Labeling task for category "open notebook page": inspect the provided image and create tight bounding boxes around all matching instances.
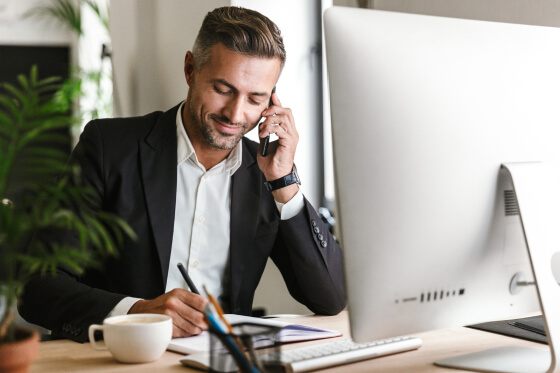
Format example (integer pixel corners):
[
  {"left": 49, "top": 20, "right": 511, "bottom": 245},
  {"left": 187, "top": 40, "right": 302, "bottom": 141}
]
[{"left": 167, "top": 314, "right": 341, "bottom": 355}]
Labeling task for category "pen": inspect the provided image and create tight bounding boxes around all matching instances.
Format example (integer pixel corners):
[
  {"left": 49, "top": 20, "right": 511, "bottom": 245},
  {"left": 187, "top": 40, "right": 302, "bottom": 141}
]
[{"left": 177, "top": 262, "right": 200, "bottom": 295}]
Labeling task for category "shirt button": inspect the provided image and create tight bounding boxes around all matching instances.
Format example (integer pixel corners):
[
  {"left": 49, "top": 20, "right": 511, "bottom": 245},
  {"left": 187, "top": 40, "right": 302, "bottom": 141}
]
[
  {"left": 203, "top": 174, "right": 208, "bottom": 180},
  {"left": 192, "top": 261, "right": 199, "bottom": 268},
  {"left": 198, "top": 215, "right": 205, "bottom": 223}
]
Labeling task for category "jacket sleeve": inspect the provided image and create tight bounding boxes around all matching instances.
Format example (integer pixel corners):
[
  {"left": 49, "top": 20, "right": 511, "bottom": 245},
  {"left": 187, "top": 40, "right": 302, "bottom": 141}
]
[
  {"left": 270, "top": 198, "right": 346, "bottom": 315},
  {"left": 18, "top": 270, "right": 126, "bottom": 343}
]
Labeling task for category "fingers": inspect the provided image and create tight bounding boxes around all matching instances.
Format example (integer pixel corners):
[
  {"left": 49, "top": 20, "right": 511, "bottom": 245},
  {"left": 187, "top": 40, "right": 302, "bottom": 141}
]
[
  {"left": 256, "top": 93, "right": 299, "bottom": 180},
  {"left": 129, "top": 289, "right": 209, "bottom": 338},
  {"left": 259, "top": 108, "right": 297, "bottom": 141},
  {"left": 271, "top": 91, "right": 282, "bottom": 107},
  {"left": 260, "top": 92, "right": 296, "bottom": 139},
  {"left": 172, "top": 289, "right": 208, "bottom": 335}
]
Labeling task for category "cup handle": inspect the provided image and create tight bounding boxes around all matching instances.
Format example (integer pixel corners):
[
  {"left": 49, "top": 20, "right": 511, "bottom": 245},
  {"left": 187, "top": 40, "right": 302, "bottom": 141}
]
[{"left": 88, "top": 324, "right": 107, "bottom": 350}]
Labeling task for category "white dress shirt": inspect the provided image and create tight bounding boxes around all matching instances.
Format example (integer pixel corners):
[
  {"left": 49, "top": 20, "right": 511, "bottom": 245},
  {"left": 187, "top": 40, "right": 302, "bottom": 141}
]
[{"left": 108, "top": 102, "right": 304, "bottom": 316}]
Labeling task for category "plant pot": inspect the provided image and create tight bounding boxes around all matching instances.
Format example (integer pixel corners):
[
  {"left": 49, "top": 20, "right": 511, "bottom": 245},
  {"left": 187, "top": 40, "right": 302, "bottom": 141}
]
[{"left": 0, "top": 327, "right": 40, "bottom": 373}]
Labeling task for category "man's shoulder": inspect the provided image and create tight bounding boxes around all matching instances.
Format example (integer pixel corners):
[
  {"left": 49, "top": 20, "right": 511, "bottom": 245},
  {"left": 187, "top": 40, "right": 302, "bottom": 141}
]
[
  {"left": 80, "top": 104, "right": 181, "bottom": 147},
  {"left": 84, "top": 110, "right": 165, "bottom": 138}
]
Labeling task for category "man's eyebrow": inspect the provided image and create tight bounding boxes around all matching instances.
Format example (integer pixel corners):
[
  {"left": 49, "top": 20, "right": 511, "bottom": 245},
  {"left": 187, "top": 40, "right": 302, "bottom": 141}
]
[{"left": 212, "top": 79, "right": 268, "bottom": 97}]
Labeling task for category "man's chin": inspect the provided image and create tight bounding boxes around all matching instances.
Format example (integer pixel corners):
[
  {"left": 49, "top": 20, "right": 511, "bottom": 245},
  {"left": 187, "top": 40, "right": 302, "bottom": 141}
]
[{"left": 207, "top": 134, "right": 242, "bottom": 150}]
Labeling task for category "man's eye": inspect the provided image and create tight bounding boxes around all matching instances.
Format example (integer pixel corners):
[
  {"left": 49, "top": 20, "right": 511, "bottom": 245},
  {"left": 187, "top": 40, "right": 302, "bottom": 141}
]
[{"left": 214, "top": 87, "right": 230, "bottom": 95}]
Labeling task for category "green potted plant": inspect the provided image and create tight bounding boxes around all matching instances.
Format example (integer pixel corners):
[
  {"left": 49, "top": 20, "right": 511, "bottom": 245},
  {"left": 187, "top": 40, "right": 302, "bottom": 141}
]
[{"left": 0, "top": 66, "right": 135, "bottom": 371}]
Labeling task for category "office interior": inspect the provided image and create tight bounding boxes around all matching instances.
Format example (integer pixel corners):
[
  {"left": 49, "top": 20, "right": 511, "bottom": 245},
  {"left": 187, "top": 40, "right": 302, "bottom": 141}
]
[{"left": 2, "top": 0, "right": 560, "bottom": 347}]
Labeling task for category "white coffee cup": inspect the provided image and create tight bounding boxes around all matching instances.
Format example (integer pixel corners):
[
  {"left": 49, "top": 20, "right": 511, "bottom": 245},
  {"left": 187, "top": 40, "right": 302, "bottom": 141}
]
[{"left": 88, "top": 313, "right": 172, "bottom": 363}]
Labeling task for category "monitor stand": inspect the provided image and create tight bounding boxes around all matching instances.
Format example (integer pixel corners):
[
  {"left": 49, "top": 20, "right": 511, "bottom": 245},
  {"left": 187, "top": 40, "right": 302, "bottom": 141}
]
[{"left": 435, "top": 162, "right": 560, "bottom": 373}]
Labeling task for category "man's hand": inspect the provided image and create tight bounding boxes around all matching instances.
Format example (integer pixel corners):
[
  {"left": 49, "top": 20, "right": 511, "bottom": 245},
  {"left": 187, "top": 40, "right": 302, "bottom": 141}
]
[
  {"left": 128, "top": 288, "right": 208, "bottom": 338},
  {"left": 258, "top": 93, "right": 300, "bottom": 203}
]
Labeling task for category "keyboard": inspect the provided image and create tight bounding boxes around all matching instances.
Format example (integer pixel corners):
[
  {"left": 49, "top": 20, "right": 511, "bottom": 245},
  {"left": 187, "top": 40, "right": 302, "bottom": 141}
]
[{"left": 260, "top": 336, "right": 422, "bottom": 372}]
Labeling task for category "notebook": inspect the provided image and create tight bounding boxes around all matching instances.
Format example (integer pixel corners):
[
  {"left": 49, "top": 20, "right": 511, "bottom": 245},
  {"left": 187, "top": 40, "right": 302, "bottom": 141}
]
[{"left": 167, "top": 314, "right": 341, "bottom": 355}]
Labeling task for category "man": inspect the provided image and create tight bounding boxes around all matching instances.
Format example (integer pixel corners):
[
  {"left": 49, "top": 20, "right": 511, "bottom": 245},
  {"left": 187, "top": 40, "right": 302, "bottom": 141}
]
[{"left": 19, "top": 6, "right": 345, "bottom": 343}]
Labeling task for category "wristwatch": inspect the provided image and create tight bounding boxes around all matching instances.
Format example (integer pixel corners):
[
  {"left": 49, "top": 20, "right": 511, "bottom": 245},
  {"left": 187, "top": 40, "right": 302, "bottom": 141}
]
[{"left": 264, "top": 165, "right": 301, "bottom": 192}]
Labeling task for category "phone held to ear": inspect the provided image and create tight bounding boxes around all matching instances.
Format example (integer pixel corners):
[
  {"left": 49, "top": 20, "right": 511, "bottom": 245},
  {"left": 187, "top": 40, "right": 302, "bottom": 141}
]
[{"left": 261, "top": 86, "right": 276, "bottom": 157}]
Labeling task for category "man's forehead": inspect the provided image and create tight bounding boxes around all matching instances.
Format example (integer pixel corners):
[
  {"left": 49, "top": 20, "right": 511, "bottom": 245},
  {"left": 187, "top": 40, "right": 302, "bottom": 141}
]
[{"left": 202, "top": 44, "right": 281, "bottom": 90}]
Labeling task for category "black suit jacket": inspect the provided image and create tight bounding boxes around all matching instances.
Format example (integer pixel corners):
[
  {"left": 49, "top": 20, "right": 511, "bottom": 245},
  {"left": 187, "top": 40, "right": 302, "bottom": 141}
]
[{"left": 19, "top": 104, "right": 346, "bottom": 342}]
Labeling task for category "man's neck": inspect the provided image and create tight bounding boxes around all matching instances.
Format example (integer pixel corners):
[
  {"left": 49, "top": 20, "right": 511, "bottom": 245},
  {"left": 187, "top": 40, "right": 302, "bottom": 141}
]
[{"left": 191, "top": 139, "right": 232, "bottom": 171}]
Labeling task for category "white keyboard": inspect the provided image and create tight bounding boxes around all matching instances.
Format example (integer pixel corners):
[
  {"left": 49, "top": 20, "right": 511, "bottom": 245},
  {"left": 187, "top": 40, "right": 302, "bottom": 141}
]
[{"left": 260, "top": 336, "right": 422, "bottom": 373}]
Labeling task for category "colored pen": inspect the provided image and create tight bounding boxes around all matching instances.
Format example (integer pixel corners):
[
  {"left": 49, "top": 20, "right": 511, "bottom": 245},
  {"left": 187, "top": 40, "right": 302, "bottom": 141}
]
[
  {"left": 177, "top": 262, "right": 200, "bottom": 294},
  {"left": 203, "top": 285, "right": 231, "bottom": 331},
  {"left": 204, "top": 305, "right": 259, "bottom": 373},
  {"left": 203, "top": 285, "right": 246, "bottom": 352}
]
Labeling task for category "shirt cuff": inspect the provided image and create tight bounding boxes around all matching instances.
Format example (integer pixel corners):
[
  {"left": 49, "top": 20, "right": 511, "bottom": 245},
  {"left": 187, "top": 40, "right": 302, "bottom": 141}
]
[
  {"left": 106, "top": 297, "right": 143, "bottom": 318},
  {"left": 275, "top": 187, "right": 304, "bottom": 220}
]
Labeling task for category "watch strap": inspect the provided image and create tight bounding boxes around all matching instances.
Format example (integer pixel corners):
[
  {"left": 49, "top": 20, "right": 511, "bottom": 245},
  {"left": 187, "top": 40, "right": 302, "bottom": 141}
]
[{"left": 264, "top": 167, "right": 300, "bottom": 192}]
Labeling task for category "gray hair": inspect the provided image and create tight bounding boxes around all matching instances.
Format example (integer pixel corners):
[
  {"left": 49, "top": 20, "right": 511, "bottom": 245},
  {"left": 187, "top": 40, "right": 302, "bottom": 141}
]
[{"left": 192, "top": 7, "right": 286, "bottom": 71}]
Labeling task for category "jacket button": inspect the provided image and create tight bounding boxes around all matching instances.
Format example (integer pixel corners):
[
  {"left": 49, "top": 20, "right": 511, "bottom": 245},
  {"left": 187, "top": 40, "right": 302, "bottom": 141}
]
[
  {"left": 321, "top": 240, "right": 327, "bottom": 248},
  {"left": 311, "top": 219, "right": 317, "bottom": 227},
  {"left": 317, "top": 233, "right": 324, "bottom": 241},
  {"left": 313, "top": 227, "right": 320, "bottom": 234}
]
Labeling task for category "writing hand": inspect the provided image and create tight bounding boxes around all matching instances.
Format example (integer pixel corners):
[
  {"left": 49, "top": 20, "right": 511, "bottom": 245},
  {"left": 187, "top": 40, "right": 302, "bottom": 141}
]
[
  {"left": 258, "top": 93, "right": 300, "bottom": 203},
  {"left": 129, "top": 288, "right": 208, "bottom": 338}
]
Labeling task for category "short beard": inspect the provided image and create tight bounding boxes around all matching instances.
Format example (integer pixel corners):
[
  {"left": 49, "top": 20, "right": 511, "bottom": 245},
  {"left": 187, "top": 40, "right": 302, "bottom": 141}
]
[{"left": 188, "top": 100, "right": 252, "bottom": 150}]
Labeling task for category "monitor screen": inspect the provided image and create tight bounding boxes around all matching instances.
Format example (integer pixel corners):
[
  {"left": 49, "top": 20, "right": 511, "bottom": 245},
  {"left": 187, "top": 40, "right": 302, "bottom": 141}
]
[{"left": 325, "top": 6, "right": 560, "bottom": 370}]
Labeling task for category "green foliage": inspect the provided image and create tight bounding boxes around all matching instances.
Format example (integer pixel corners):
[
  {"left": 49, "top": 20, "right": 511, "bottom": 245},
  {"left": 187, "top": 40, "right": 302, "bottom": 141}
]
[
  {"left": 83, "top": 0, "right": 109, "bottom": 32},
  {"left": 25, "top": 0, "right": 83, "bottom": 36},
  {"left": 25, "top": 0, "right": 110, "bottom": 36},
  {"left": 0, "top": 66, "right": 136, "bottom": 343},
  {"left": 25, "top": 0, "right": 114, "bottom": 126}
]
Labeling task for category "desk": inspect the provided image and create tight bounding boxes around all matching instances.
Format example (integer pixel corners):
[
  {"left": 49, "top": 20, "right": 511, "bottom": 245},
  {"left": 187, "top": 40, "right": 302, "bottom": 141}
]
[{"left": 31, "top": 311, "right": 548, "bottom": 372}]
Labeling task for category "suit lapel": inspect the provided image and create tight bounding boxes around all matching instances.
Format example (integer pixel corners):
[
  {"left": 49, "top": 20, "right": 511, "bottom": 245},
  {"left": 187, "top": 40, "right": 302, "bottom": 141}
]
[
  {"left": 140, "top": 104, "right": 180, "bottom": 286},
  {"left": 230, "top": 140, "right": 261, "bottom": 310}
]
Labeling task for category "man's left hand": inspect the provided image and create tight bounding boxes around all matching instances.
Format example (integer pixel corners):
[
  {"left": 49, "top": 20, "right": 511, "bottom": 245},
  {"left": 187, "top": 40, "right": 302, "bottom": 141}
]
[{"left": 257, "top": 93, "right": 299, "bottom": 203}]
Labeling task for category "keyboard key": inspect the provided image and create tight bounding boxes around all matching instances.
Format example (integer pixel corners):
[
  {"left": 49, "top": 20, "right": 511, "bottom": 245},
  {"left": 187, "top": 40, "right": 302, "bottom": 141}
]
[{"left": 261, "top": 336, "right": 422, "bottom": 373}]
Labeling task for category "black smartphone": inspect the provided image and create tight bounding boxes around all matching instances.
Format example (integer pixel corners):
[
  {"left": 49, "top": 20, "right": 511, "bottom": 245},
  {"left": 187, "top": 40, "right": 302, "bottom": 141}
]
[{"left": 261, "top": 86, "right": 276, "bottom": 157}]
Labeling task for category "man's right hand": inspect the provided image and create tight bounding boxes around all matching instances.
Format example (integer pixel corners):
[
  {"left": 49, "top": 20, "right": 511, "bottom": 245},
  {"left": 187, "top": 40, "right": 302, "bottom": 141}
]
[{"left": 128, "top": 288, "right": 208, "bottom": 338}]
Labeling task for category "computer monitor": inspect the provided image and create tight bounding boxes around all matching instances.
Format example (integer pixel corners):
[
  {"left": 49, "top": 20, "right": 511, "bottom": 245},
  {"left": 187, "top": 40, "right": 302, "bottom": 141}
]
[{"left": 325, "top": 6, "right": 560, "bottom": 372}]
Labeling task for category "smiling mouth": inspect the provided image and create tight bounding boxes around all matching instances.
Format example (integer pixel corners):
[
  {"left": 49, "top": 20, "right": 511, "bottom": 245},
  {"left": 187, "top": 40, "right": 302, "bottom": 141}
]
[{"left": 212, "top": 117, "right": 242, "bottom": 135}]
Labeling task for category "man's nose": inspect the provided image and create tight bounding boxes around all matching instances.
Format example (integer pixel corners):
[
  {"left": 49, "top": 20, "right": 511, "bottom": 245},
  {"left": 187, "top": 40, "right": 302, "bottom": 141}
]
[{"left": 223, "top": 96, "right": 245, "bottom": 125}]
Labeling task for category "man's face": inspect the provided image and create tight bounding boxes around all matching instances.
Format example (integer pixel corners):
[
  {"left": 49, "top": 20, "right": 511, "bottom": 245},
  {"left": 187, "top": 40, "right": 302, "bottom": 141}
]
[{"left": 184, "top": 44, "right": 281, "bottom": 151}]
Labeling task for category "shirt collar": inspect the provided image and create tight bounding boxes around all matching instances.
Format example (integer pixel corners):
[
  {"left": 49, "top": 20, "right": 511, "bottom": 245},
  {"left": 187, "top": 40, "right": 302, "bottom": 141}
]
[{"left": 176, "top": 101, "right": 243, "bottom": 175}]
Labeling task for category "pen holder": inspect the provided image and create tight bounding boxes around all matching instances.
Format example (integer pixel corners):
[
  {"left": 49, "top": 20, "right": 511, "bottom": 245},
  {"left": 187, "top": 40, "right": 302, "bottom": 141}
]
[{"left": 209, "top": 322, "right": 283, "bottom": 373}]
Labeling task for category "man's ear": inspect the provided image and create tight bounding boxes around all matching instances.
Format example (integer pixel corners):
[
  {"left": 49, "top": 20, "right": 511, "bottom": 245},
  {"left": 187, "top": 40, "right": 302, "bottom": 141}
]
[{"left": 184, "top": 51, "right": 196, "bottom": 86}]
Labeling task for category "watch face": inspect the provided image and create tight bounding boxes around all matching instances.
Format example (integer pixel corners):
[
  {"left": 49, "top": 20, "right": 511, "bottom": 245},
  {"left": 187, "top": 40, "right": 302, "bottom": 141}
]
[{"left": 293, "top": 164, "right": 301, "bottom": 185}]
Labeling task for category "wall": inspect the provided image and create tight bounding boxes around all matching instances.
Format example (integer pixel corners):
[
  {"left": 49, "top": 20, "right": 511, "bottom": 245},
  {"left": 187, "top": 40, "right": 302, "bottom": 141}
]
[
  {"left": 0, "top": 0, "right": 77, "bottom": 61},
  {"left": 374, "top": 0, "right": 560, "bottom": 27}
]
